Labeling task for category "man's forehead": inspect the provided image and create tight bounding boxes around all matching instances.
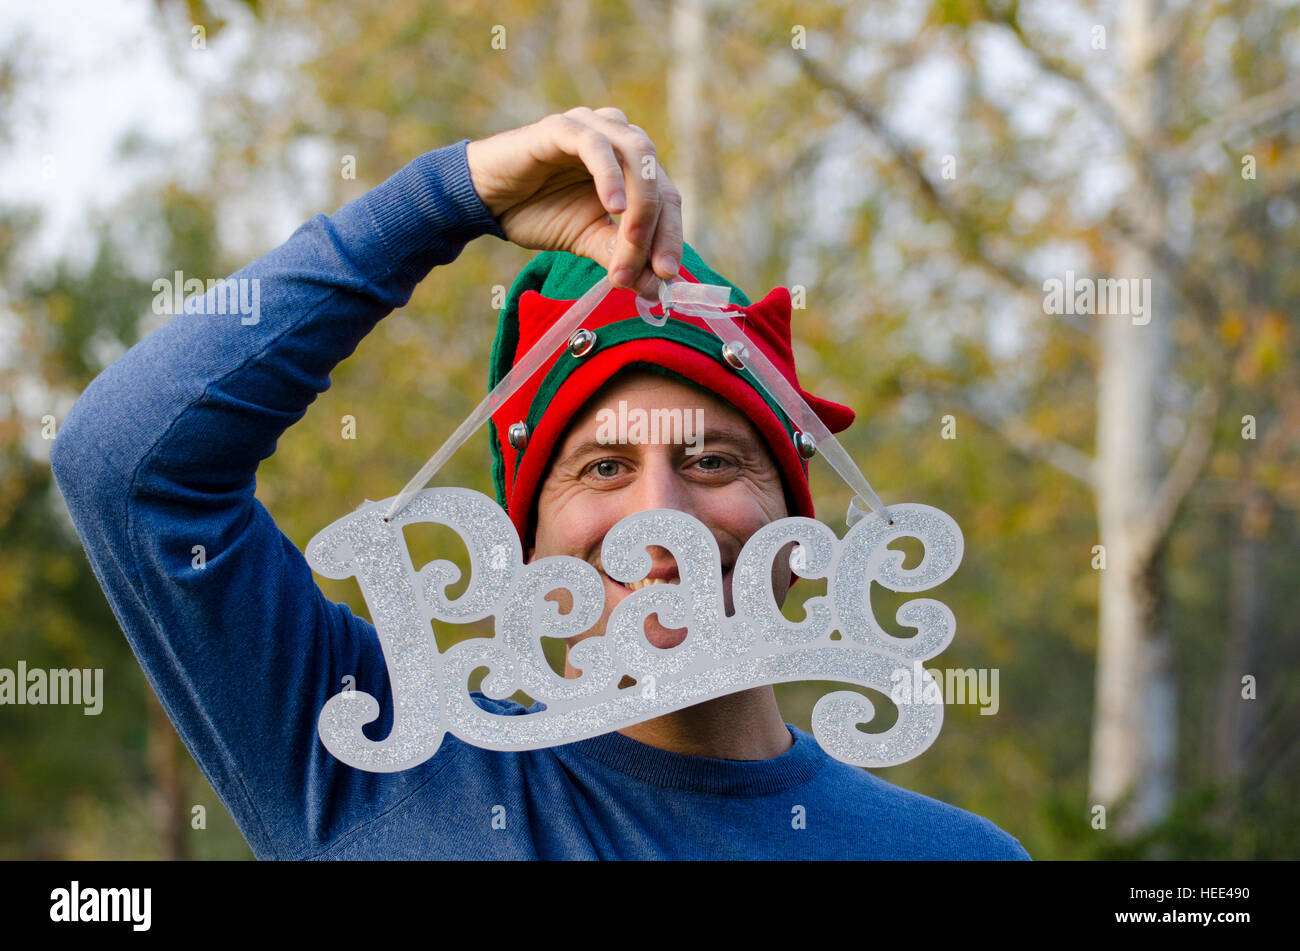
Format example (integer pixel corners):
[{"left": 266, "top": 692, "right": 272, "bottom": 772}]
[{"left": 558, "top": 375, "right": 763, "bottom": 456}]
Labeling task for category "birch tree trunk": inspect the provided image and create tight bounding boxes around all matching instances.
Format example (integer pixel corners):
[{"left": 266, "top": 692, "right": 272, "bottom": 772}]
[
  {"left": 669, "top": 0, "right": 707, "bottom": 248},
  {"left": 1088, "top": 0, "right": 1176, "bottom": 834}
]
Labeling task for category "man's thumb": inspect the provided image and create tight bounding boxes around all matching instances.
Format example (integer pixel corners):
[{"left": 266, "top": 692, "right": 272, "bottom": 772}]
[{"left": 573, "top": 216, "right": 619, "bottom": 273}]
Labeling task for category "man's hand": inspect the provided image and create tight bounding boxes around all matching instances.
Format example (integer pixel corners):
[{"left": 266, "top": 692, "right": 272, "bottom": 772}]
[{"left": 466, "top": 106, "right": 683, "bottom": 300}]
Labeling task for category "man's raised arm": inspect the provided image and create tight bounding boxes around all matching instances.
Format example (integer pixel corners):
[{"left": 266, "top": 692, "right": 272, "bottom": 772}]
[
  {"left": 50, "top": 140, "right": 508, "bottom": 858},
  {"left": 50, "top": 109, "right": 682, "bottom": 859}
]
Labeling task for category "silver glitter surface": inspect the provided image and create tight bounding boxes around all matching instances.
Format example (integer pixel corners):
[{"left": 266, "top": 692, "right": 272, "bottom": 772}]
[
  {"left": 496, "top": 554, "right": 611, "bottom": 701},
  {"left": 401, "top": 488, "right": 520, "bottom": 623},
  {"left": 601, "top": 509, "right": 725, "bottom": 676},
  {"left": 831, "top": 503, "right": 962, "bottom": 661},
  {"left": 306, "top": 496, "right": 444, "bottom": 773},
  {"left": 730, "top": 516, "right": 836, "bottom": 650},
  {"left": 305, "top": 489, "right": 963, "bottom": 771}
]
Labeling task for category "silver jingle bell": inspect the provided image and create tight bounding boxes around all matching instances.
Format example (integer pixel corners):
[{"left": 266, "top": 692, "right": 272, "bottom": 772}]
[
  {"left": 507, "top": 421, "right": 529, "bottom": 450},
  {"left": 795, "top": 431, "right": 817, "bottom": 459},
  {"left": 567, "top": 327, "right": 597, "bottom": 357},
  {"left": 721, "top": 340, "right": 749, "bottom": 369}
]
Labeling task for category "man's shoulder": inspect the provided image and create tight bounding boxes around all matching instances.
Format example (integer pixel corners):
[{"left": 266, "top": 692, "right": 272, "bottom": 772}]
[{"left": 807, "top": 744, "right": 1031, "bottom": 860}]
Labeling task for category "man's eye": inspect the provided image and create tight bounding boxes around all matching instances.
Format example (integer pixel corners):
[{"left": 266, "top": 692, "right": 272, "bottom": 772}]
[
  {"left": 695, "top": 454, "right": 727, "bottom": 470},
  {"left": 590, "top": 459, "right": 622, "bottom": 478}
]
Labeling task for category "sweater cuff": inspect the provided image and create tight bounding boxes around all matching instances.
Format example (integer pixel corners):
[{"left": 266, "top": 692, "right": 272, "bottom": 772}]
[{"left": 361, "top": 138, "right": 508, "bottom": 281}]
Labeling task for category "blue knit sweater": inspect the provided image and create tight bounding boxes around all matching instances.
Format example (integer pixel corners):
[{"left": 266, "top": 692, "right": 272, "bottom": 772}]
[{"left": 51, "top": 140, "right": 1030, "bottom": 860}]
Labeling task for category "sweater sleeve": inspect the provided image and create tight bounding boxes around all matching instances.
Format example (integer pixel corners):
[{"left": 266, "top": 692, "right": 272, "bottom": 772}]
[{"left": 50, "top": 139, "right": 508, "bottom": 859}]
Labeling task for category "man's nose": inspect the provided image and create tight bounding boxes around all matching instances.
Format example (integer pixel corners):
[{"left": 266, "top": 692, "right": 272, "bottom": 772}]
[
  {"left": 622, "top": 454, "right": 686, "bottom": 573},
  {"left": 624, "top": 453, "right": 687, "bottom": 515}
]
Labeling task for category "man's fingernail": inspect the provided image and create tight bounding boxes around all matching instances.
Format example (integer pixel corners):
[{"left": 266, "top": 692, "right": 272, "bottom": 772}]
[
  {"left": 660, "top": 254, "right": 678, "bottom": 275},
  {"left": 612, "top": 267, "right": 634, "bottom": 287}
]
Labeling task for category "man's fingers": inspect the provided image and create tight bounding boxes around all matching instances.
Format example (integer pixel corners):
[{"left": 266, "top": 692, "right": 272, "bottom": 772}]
[
  {"left": 624, "top": 166, "right": 683, "bottom": 301},
  {"left": 594, "top": 225, "right": 658, "bottom": 302},
  {"left": 536, "top": 113, "right": 627, "bottom": 215},
  {"left": 565, "top": 108, "right": 667, "bottom": 289},
  {"left": 592, "top": 106, "right": 630, "bottom": 126},
  {"left": 611, "top": 142, "right": 663, "bottom": 288},
  {"left": 539, "top": 108, "right": 680, "bottom": 290},
  {"left": 646, "top": 166, "right": 684, "bottom": 280}
]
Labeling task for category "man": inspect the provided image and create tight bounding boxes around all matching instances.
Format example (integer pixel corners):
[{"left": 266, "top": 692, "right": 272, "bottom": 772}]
[{"left": 53, "top": 106, "right": 1029, "bottom": 859}]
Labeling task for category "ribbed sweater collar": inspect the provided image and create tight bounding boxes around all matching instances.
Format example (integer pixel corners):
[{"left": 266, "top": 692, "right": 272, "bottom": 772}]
[{"left": 557, "top": 724, "right": 826, "bottom": 797}]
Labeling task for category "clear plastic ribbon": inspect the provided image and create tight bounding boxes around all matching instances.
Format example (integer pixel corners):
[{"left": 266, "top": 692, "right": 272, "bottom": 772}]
[{"left": 384, "top": 275, "right": 892, "bottom": 527}]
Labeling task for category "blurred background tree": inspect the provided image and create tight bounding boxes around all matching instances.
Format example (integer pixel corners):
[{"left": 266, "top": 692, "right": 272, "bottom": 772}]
[{"left": 0, "top": 0, "right": 1295, "bottom": 859}]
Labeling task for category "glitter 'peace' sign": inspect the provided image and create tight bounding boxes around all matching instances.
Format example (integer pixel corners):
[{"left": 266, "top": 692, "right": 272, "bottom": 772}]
[{"left": 306, "top": 487, "right": 962, "bottom": 773}]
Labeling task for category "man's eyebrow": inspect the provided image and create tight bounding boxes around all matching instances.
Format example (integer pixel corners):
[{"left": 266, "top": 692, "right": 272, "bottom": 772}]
[
  {"left": 558, "top": 425, "right": 764, "bottom": 465},
  {"left": 559, "top": 438, "right": 618, "bottom": 464},
  {"left": 696, "top": 427, "right": 763, "bottom": 451}
]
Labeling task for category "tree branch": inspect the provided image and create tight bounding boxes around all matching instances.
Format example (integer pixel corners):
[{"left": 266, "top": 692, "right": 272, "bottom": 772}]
[
  {"left": 975, "top": 3, "right": 1230, "bottom": 331},
  {"left": 1132, "top": 383, "right": 1222, "bottom": 563},
  {"left": 1172, "top": 77, "right": 1300, "bottom": 170},
  {"left": 1103, "top": 207, "right": 1224, "bottom": 326},
  {"left": 977, "top": 0, "right": 1165, "bottom": 199},
  {"left": 962, "top": 400, "right": 1097, "bottom": 488},
  {"left": 1148, "top": 4, "right": 1194, "bottom": 67},
  {"left": 794, "top": 55, "right": 1040, "bottom": 297}
]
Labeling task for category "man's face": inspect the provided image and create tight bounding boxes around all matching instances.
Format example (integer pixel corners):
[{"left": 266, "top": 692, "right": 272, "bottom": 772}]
[{"left": 527, "top": 369, "right": 793, "bottom": 657}]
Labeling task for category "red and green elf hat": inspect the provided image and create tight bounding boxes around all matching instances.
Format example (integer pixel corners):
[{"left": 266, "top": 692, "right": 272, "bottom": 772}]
[{"left": 489, "top": 242, "right": 855, "bottom": 545}]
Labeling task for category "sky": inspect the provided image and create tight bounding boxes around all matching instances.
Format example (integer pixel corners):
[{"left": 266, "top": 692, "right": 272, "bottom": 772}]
[
  {"left": 0, "top": 1, "right": 252, "bottom": 456},
  {"left": 0, "top": 1, "right": 226, "bottom": 265}
]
